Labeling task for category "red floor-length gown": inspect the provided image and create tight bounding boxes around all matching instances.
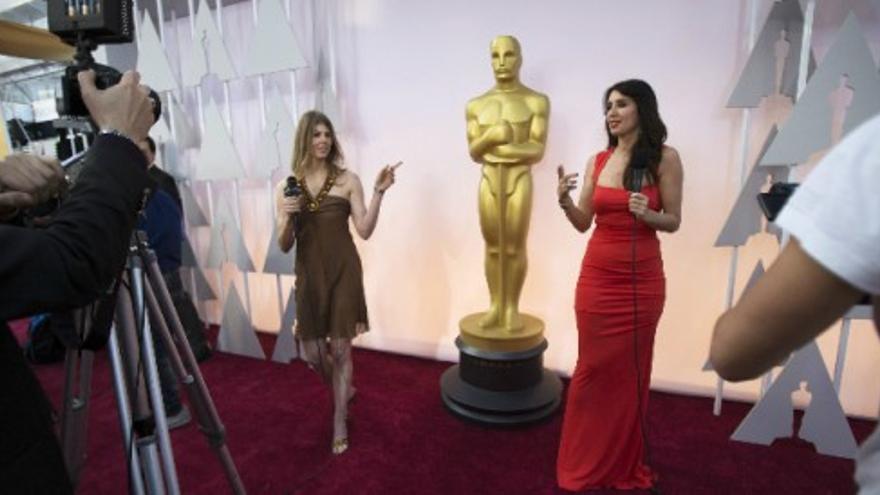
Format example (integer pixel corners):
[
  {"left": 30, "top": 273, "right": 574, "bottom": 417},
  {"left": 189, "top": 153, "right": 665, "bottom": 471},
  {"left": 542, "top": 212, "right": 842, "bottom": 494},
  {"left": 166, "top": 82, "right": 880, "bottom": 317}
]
[{"left": 557, "top": 149, "right": 666, "bottom": 491}]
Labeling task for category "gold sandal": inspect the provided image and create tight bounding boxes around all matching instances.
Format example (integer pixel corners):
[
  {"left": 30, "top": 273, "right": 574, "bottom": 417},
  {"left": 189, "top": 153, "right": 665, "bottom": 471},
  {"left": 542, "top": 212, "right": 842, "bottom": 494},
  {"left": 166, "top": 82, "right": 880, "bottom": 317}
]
[{"left": 331, "top": 437, "right": 349, "bottom": 455}]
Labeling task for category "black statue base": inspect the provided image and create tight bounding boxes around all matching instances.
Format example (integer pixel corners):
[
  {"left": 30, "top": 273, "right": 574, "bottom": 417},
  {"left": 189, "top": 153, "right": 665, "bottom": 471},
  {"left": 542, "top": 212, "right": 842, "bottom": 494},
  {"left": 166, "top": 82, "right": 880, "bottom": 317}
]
[{"left": 440, "top": 337, "right": 562, "bottom": 426}]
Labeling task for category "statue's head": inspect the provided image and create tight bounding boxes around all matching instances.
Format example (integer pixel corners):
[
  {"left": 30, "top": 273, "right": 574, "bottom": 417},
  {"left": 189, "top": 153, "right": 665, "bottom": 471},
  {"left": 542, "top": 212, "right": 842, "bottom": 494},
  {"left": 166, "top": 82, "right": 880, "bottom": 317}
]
[{"left": 490, "top": 35, "right": 521, "bottom": 83}]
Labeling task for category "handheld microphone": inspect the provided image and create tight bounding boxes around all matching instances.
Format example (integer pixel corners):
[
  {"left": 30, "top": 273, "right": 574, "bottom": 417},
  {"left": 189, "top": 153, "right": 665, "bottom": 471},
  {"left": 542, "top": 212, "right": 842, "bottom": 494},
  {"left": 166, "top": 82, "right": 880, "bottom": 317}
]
[
  {"left": 628, "top": 149, "right": 649, "bottom": 193},
  {"left": 284, "top": 176, "right": 302, "bottom": 198}
]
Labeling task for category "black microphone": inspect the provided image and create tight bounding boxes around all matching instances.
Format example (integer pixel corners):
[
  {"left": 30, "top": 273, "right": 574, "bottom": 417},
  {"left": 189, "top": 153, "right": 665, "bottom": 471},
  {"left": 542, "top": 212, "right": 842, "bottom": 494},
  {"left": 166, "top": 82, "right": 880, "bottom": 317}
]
[
  {"left": 628, "top": 149, "right": 650, "bottom": 193},
  {"left": 284, "top": 176, "right": 302, "bottom": 231},
  {"left": 284, "top": 176, "right": 301, "bottom": 198}
]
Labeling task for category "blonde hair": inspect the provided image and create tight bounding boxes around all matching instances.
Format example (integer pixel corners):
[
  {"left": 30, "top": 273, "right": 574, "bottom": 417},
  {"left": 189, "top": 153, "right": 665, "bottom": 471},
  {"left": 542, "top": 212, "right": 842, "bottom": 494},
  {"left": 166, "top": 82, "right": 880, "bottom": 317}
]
[{"left": 290, "top": 110, "right": 344, "bottom": 178}]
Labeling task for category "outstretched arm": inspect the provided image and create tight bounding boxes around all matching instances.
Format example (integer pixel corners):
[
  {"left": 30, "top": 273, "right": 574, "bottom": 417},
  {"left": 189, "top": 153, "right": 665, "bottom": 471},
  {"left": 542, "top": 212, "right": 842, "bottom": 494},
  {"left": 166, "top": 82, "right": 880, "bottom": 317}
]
[
  {"left": 710, "top": 239, "right": 864, "bottom": 381},
  {"left": 349, "top": 163, "right": 400, "bottom": 240},
  {"left": 558, "top": 157, "right": 596, "bottom": 233}
]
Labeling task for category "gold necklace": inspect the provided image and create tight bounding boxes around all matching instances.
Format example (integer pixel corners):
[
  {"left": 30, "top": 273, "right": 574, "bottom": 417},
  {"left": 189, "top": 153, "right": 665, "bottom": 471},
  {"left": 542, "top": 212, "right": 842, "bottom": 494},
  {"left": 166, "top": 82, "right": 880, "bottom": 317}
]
[{"left": 303, "top": 169, "right": 338, "bottom": 212}]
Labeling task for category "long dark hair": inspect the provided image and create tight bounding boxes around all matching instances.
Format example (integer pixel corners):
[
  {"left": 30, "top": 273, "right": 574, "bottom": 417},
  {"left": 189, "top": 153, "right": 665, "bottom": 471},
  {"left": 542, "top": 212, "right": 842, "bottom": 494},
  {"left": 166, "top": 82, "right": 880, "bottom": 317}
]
[
  {"left": 291, "top": 110, "right": 345, "bottom": 178},
  {"left": 603, "top": 79, "right": 666, "bottom": 190}
]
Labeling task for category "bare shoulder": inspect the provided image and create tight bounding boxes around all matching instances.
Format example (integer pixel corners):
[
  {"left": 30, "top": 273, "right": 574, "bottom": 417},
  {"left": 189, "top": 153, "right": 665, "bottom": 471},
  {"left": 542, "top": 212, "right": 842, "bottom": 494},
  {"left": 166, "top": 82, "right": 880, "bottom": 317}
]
[
  {"left": 584, "top": 154, "right": 597, "bottom": 174},
  {"left": 337, "top": 169, "right": 362, "bottom": 191},
  {"left": 661, "top": 145, "right": 681, "bottom": 162},
  {"left": 660, "top": 146, "right": 683, "bottom": 174}
]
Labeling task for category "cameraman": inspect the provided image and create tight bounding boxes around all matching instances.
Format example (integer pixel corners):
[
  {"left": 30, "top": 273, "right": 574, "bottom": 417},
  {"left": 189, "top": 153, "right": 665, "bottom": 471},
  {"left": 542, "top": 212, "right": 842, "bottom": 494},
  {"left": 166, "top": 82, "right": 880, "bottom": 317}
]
[
  {"left": 0, "top": 69, "right": 155, "bottom": 493},
  {"left": 711, "top": 114, "right": 879, "bottom": 492}
]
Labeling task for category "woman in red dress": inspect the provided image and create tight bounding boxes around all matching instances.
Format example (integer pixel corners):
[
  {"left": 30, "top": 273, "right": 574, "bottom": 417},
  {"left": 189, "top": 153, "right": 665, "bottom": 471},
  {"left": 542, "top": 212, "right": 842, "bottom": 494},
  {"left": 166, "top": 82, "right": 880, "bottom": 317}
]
[{"left": 555, "top": 79, "right": 684, "bottom": 491}]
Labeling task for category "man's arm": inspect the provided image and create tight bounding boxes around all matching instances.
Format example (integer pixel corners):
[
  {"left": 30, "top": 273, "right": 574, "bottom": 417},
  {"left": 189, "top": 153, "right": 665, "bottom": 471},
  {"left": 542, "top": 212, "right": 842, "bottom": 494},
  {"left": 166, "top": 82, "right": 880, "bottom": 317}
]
[
  {"left": 0, "top": 135, "right": 150, "bottom": 320},
  {"left": 710, "top": 238, "right": 863, "bottom": 381}
]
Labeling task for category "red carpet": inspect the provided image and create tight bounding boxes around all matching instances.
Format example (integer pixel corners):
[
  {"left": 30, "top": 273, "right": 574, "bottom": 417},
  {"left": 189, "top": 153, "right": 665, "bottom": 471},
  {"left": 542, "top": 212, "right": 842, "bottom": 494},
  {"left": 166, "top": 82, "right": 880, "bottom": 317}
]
[{"left": 9, "top": 321, "right": 874, "bottom": 494}]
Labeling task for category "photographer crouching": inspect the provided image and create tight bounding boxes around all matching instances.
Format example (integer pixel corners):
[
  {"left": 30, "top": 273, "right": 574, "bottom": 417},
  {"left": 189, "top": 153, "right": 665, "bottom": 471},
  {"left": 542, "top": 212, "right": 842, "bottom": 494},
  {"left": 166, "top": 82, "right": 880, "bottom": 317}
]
[{"left": 0, "top": 69, "right": 155, "bottom": 493}]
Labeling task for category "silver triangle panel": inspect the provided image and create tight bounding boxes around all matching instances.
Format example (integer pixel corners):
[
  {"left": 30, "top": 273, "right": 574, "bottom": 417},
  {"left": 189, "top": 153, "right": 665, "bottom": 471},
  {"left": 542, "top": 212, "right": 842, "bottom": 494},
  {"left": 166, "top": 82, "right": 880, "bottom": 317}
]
[
  {"left": 728, "top": 0, "right": 811, "bottom": 107},
  {"left": 205, "top": 226, "right": 227, "bottom": 269},
  {"left": 271, "top": 290, "right": 298, "bottom": 363},
  {"left": 263, "top": 222, "right": 295, "bottom": 275},
  {"left": 151, "top": 110, "right": 173, "bottom": 145},
  {"left": 703, "top": 261, "right": 766, "bottom": 372},
  {"left": 182, "top": 0, "right": 238, "bottom": 86},
  {"left": 743, "top": 260, "right": 766, "bottom": 291},
  {"left": 760, "top": 14, "right": 880, "bottom": 166},
  {"left": 715, "top": 127, "right": 788, "bottom": 247},
  {"left": 192, "top": 99, "right": 246, "bottom": 181},
  {"left": 315, "top": 49, "right": 342, "bottom": 126},
  {"left": 226, "top": 222, "right": 256, "bottom": 272},
  {"left": 172, "top": 96, "right": 201, "bottom": 150},
  {"left": 217, "top": 285, "right": 265, "bottom": 359},
  {"left": 242, "top": 0, "right": 309, "bottom": 77},
  {"left": 181, "top": 234, "right": 198, "bottom": 268},
  {"left": 731, "top": 340, "right": 857, "bottom": 458},
  {"left": 180, "top": 183, "right": 210, "bottom": 227},
  {"left": 210, "top": 197, "right": 254, "bottom": 271},
  {"left": 135, "top": 11, "right": 178, "bottom": 93},
  {"left": 159, "top": 143, "right": 187, "bottom": 181},
  {"left": 318, "top": 84, "right": 342, "bottom": 131},
  {"left": 213, "top": 197, "right": 239, "bottom": 229},
  {"left": 252, "top": 85, "right": 295, "bottom": 179},
  {"left": 189, "top": 265, "right": 217, "bottom": 301},
  {"left": 702, "top": 356, "right": 713, "bottom": 372}
]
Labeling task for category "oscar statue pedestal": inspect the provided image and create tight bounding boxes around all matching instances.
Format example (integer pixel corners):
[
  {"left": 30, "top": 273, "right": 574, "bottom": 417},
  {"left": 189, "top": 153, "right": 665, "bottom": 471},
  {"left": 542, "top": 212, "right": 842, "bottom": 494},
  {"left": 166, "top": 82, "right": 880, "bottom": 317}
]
[{"left": 440, "top": 313, "right": 562, "bottom": 425}]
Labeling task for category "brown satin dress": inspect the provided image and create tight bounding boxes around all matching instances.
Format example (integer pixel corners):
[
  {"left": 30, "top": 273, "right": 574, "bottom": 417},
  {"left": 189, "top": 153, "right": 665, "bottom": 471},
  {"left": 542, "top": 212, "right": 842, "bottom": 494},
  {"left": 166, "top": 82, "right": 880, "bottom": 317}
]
[{"left": 294, "top": 195, "right": 369, "bottom": 340}]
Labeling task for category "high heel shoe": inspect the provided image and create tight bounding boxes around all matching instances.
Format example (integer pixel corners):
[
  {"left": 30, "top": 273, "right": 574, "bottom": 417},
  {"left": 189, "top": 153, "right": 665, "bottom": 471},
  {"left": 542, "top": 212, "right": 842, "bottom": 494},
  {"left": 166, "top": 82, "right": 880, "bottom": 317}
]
[{"left": 331, "top": 436, "right": 349, "bottom": 455}]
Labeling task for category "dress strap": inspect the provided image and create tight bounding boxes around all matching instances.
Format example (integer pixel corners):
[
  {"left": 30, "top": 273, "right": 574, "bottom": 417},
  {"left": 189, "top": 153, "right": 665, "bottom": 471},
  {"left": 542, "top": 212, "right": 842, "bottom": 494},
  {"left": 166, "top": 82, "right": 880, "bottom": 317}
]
[{"left": 592, "top": 148, "right": 614, "bottom": 184}]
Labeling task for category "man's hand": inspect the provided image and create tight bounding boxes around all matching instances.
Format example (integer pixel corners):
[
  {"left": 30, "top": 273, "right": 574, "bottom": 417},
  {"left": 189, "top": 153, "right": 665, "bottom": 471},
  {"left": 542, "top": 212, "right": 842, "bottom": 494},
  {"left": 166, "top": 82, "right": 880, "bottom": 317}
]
[
  {"left": 78, "top": 69, "right": 154, "bottom": 141},
  {"left": 0, "top": 154, "right": 64, "bottom": 212}
]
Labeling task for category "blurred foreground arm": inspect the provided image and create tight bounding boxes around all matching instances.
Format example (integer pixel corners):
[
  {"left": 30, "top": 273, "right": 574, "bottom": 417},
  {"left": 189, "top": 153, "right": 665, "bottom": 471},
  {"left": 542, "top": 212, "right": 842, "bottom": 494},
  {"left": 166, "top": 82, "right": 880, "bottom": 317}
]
[
  {"left": 0, "top": 70, "right": 154, "bottom": 320},
  {"left": 710, "top": 239, "right": 863, "bottom": 381},
  {"left": 711, "top": 114, "right": 880, "bottom": 382}
]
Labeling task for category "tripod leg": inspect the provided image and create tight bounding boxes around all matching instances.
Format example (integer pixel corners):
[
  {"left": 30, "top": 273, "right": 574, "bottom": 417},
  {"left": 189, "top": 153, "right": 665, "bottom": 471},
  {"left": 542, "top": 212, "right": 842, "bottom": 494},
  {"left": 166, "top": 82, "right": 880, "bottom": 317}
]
[
  {"left": 114, "top": 274, "right": 177, "bottom": 495},
  {"left": 107, "top": 323, "right": 147, "bottom": 495},
  {"left": 143, "top": 258, "right": 246, "bottom": 495},
  {"left": 137, "top": 279, "right": 185, "bottom": 494},
  {"left": 60, "top": 348, "right": 94, "bottom": 487}
]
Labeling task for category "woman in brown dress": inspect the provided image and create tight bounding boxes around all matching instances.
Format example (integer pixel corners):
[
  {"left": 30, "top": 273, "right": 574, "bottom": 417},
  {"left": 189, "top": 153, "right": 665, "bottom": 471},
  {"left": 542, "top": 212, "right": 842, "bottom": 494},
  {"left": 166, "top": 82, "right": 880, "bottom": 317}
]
[{"left": 276, "top": 110, "right": 400, "bottom": 455}]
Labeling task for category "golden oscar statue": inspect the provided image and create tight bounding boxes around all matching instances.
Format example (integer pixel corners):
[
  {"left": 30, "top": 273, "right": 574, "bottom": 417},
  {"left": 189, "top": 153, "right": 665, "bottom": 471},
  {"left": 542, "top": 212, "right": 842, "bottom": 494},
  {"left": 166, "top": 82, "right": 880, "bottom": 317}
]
[
  {"left": 461, "top": 34, "right": 549, "bottom": 352},
  {"left": 441, "top": 35, "right": 560, "bottom": 425}
]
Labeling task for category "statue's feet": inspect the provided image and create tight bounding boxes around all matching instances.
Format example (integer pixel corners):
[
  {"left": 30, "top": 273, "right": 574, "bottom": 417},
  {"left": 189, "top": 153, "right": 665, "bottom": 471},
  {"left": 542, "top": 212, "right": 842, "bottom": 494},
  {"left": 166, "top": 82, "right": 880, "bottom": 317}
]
[
  {"left": 503, "top": 308, "right": 524, "bottom": 332},
  {"left": 479, "top": 306, "right": 501, "bottom": 328}
]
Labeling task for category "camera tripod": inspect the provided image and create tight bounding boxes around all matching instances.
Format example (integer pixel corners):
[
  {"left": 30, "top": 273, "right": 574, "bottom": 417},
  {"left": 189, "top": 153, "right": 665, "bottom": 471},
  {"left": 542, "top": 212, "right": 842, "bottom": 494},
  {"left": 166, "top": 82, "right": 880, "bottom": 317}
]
[{"left": 58, "top": 232, "right": 246, "bottom": 494}]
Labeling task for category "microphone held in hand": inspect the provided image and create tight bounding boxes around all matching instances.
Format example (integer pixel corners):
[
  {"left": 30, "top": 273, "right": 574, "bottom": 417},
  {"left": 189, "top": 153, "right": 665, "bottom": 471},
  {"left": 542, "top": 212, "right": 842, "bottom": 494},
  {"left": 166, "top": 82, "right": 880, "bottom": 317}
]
[
  {"left": 628, "top": 148, "right": 650, "bottom": 193},
  {"left": 284, "top": 176, "right": 302, "bottom": 197}
]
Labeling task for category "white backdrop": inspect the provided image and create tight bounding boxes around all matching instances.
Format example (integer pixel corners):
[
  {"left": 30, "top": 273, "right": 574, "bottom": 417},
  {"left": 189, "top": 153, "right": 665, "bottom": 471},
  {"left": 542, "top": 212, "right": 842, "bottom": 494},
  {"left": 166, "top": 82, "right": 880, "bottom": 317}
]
[
  {"left": 320, "top": 0, "right": 880, "bottom": 418},
  {"left": 150, "top": 0, "right": 880, "bottom": 418}
]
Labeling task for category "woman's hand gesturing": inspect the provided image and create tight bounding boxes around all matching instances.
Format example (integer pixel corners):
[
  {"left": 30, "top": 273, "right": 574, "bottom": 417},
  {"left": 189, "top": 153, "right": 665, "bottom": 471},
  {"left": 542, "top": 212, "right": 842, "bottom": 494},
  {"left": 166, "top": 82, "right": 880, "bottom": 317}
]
[
  {"left": 557, "top": 164, "right": 578, "bottom": 201},
  {"left": 374, "top": 161, "right": 403, "bottom": 194}
]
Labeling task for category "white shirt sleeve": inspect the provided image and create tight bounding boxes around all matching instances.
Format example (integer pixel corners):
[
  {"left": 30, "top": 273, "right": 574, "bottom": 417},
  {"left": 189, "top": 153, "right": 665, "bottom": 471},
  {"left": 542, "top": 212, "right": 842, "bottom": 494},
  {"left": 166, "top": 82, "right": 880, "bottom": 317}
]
[{"left": 775, "top": 114, "right": 880, "bottom": 295}]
